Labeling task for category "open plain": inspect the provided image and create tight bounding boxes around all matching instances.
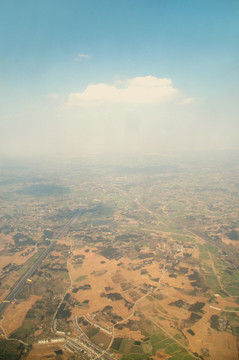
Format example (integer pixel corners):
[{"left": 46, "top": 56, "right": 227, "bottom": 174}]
[{"left": 0, "top": 154, "right": 238, "bottom": 360}]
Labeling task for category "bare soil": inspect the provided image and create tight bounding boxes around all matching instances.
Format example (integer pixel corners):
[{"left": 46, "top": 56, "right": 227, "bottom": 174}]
[{"left": 1, "top": 295, "right": 41, "bottom": 336}]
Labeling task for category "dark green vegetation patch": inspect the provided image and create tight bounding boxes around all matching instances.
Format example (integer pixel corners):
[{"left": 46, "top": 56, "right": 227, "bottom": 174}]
[
  {"left": 188, "top": 302, "right": 205, "bottom": 313},
  {"left": 210, "top": 315, "right": 228, "bottom": 332},
  {"left": 111, "top": 337, "right": 123, "bottom": 351},
  {"left": 0, "top": 339, "right": 26, "bottom": 360},
  {"left": 226, "top": 230, "right": 239, "bottom": 241},
  {"left": 17, "top": 183, "right": 70, "bottom": 197}
]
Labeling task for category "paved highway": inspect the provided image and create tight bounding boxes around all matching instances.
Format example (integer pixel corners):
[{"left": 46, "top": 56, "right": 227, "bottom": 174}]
[{"left": 0, "top": 211, "right": 80, "bottom": 316}]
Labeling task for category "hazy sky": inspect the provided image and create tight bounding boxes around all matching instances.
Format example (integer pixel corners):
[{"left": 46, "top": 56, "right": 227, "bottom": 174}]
[{"left": 0, "top": 0, "right": 238, "bottom": 158}]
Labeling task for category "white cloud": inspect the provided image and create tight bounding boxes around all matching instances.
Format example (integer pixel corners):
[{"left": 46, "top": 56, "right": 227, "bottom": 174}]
[
  {"left": 76, "top": 52, "right": 89, "bottom": 61},
  {"left": 179, "top": 97, "right": 196, "bottom": 105},
  {"left": 47, "top": 93, "right": 59, "bottom": 99},
  {"left": 68, "top": 76, "right": 182, "bottom": 107}
]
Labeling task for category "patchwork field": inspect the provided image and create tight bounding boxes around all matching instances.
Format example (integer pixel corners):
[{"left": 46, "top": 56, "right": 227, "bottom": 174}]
[{"left": 0, "top": 155, "right": 238, "bottom": 359}]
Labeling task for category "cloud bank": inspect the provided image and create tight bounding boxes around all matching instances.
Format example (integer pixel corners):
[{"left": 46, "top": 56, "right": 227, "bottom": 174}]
[
  {"left": 47, "top": 93, "right": 59, "bottom": 99},
  {"left": 4, "top": 74, "right": 236, "bottom": 160},
  {"left": 68, "top": 76, "right": 192, "bottom": 107},
  {"left": 76, "top": 52, "right": 89, "bottom": 61}
]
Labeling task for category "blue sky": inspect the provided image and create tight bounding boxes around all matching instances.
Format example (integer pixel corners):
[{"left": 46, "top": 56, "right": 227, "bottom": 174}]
[{"left": 0, "top": 0, "right": 238, "bottom": 158}]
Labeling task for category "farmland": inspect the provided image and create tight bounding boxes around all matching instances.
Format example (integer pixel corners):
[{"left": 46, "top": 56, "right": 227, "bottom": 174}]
[{"left": 0, "top": 153, "right": 238, "bottom": 359}]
